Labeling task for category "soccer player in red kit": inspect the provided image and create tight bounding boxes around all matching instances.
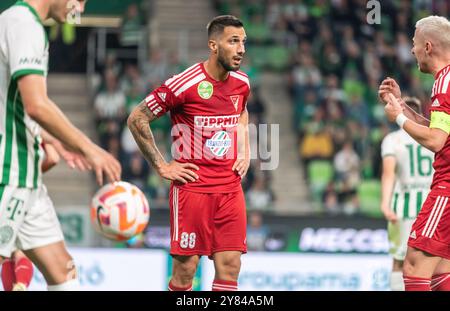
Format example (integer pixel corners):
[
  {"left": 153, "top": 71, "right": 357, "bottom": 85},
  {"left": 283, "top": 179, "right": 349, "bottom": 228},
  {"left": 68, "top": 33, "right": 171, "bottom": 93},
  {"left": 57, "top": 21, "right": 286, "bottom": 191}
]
[
  {"left": 128, "top": 15, "right": 250, "bottom": 291},
  {"left": 380, "top": 16, "right": 450, "bottom": 291}
]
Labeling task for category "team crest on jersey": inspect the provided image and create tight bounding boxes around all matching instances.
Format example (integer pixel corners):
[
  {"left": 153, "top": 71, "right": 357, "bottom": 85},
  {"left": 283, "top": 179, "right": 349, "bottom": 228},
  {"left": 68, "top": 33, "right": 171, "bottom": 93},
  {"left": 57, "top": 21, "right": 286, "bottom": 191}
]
[
  {"left": 230, "top": 95, "right": 240, "bottom": 111},
  {"left": 198, "top": 81, "right": 214, "bottom": 99},
  {"left": 206, "top": 131, "right": 232, "bottom": 156}
]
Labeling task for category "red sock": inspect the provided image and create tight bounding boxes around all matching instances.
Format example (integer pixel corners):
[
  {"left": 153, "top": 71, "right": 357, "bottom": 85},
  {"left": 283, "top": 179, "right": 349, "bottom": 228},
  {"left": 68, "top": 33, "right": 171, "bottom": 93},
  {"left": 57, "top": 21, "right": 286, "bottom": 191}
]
[
  {"left": 212, "top": 279, "right": 238, "bottom": 291},
  {"left": 14, "top": 257, "right": 33, "bottom": 287},
  {"left": 431, "top": 273, "right": 450, "bottom": 291},
  {"left": 1, "top": 260, "right": 16, "bottom": 291},
  {"left": 404, "top": 275, "right": 431, "bottom": 291},
  {"left": 168, "top": 280, "right": 193, "bottom": 291}
]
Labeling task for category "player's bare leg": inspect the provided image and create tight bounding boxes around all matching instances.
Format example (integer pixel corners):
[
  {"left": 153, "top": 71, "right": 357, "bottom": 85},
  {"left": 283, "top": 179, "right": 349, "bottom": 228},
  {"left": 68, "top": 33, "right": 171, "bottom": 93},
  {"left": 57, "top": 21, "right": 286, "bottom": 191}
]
[
  {"left": 169, "top": 255, "right": 200, "bottom": 291},
  {"left": 23, "top": 241, "right": 78, "bottom": 290},
  {"left": 403, "top": 246, "right": 442, "bottom": 290},
  {"left": 212, "top": 251, "right": 241, "bottom": 291},
  {"left": 391, "top": 259, "right": 404, "bottom": 291},
  {"left": 431, "top": 259, "right": 450, "bottom": 291},
  {"left": 403, "top": 247, "right": 441, "bottom": 277}
]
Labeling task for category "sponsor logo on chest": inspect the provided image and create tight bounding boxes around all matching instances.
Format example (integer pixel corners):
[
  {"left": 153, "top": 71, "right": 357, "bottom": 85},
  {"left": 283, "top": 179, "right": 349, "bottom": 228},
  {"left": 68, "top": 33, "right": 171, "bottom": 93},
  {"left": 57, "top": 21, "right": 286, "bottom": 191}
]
[{"left": 194, "top": 115, "right": 240, "bottom": 128}]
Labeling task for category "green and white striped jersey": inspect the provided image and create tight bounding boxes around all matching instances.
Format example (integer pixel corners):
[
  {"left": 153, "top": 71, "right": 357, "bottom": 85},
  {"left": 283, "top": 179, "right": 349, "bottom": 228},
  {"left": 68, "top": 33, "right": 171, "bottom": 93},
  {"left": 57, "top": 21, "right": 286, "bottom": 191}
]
[
  {"left": 0, "top": 1, "right": 48, "bottom": 189},
  {"left": 381, "top": 129, "right": 434, "bottom": 219}
]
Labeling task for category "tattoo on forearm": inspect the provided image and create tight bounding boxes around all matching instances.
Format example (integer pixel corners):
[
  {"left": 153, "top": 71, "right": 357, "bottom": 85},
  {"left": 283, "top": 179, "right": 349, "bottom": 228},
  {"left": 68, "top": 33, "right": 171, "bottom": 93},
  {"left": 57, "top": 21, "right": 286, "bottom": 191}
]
[{"left": 128, "top": 101, "right": 166, "bottom": 169}]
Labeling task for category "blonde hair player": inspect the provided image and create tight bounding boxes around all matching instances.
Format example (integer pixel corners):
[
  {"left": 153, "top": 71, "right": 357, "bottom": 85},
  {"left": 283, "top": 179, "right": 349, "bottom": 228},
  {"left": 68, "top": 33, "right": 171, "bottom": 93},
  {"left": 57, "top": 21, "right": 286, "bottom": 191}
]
[
  {"left": 380, "top": 15, "right": 450, "bottom": 291},
  {"left": 380, "top": 97, "right": 434, "bottom": 291}
]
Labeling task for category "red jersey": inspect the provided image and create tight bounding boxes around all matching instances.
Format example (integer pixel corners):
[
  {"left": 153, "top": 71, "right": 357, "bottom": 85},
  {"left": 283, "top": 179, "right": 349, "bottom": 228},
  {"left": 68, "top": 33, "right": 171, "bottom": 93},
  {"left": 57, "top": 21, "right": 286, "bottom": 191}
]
[
  {"left": 429, "top": 64, "right": 450, "bottom": 190},
  {"left": 144, "top": 62, "right": 250, "bottom": 193}
]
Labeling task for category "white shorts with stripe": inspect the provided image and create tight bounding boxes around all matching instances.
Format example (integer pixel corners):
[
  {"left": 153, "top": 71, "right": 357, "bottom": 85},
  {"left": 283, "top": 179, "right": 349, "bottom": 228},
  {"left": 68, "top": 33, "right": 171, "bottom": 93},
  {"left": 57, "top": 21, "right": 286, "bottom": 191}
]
[{"left": 0, "top": 184, "right": 64, "bottom": 258}]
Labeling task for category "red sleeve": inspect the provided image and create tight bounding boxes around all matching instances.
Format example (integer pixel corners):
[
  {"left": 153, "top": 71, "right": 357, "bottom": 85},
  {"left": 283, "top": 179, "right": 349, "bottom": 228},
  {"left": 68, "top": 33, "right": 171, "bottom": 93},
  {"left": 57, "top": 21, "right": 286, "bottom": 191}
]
[{"left": 143, "top": 83, "right": 184, "bottom": 117}]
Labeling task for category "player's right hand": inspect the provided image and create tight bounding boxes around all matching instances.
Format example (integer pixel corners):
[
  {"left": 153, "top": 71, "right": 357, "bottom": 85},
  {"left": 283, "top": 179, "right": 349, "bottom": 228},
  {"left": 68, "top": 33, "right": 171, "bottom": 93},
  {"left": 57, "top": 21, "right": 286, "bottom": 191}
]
[
  {"left": 378, "top": 77, "right": 402, "bottom": 103},
  {"left": 158, "top": 161, "right": 199, "bottom": 184},
  {"left": 84, "top": 144, "right": 122, "bottom": 186}
]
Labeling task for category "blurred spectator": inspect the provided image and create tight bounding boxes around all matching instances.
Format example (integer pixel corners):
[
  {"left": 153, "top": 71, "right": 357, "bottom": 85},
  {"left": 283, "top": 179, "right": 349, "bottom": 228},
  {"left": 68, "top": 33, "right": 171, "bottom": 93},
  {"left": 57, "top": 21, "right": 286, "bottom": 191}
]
[
  {"left": 334, "top": 142, "right": 361, "bottom": 191},
  {"left": 94, "top": 70, "right": 126, "bottom": 148},
  {"left": 143, "top": 49, "right": 168, "bottom": 87},
  {"left": 120, "top": 3, "right": 145, "bottom": 48},
  {"left": 246, "top": 175, "right": 274, "bottom": 210},
  {"left": 246, "top": 211, "right": 269, "bottom": 251},
  {"left": 123, "top": 152, "right": 150, "bottom": 192},
  {"left": 120, "top": 64, "right": 146, "bottom": 97}
]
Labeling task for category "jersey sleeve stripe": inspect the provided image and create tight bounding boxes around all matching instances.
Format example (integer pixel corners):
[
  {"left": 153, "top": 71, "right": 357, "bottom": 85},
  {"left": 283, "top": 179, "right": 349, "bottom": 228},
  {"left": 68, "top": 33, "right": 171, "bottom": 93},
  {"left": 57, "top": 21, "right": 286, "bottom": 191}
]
[
  {"left": 149, "top": 101, "right": 160, "bottom": 110},
  {"left": 441, "top": 73, "right": 450, "bottom": 94},
  {"left": 436, "top": 68, "right": 450, "bottom": 95},
  {"left": 11, "top": 69, "right": 45, "bottom": 81},
  {"left": 167, "top": 66, "right": 200, "bottom": 89},
  {"left": 230, "top": 71, "right": 250, "bottom": 87},
  {"left": 237, "top": 70, "right": 248, "bottom": 77},
  {"left": 437, "top": 73, "right": 445, "bottom": 94},
  {"left": 164, "top": 63, "right": 198, "bottom": 86},
  {"left": 174, "top": 73, "right": 206, "bottom": 96},
  {"left": 164, "top": 64, "right": 200, "bottom": 88},
  {"left": 169, "top": 68, "right": 202, "bottom": 92},
  {"left": 145, "top": 94, "right": 155, "bottom": 103}
]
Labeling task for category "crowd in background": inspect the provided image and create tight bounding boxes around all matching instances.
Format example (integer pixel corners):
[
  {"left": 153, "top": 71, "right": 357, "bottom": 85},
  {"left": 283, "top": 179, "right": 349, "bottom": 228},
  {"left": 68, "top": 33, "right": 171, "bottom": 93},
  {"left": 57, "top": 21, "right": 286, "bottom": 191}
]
[
  {"left": 93, "top": 0, "right": 450, "bottom": 218},
  {"left": 215, "top": 0, "right": 449, "bottom": 215}
]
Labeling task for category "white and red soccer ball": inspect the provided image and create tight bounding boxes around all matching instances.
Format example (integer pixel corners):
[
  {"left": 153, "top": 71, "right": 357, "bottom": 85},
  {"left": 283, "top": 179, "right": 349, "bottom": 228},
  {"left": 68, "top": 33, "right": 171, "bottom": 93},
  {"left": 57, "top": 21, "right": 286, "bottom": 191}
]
[{"left": 90, "top": 181, "right": 150, "bottom": 241}]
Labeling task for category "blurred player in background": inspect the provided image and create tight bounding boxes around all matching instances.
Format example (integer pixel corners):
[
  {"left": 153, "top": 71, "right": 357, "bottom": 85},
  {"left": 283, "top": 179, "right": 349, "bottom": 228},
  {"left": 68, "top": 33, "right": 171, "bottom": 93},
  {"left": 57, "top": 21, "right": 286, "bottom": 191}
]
[
  {"left": 128, "top": 15, "right": 250, "bottom": 291},
  {"left": 1, "top": 250, "right": 33, "bottom": 291},
  {"left": 380, "top": 97, "right": 433, "bottom": 291},
  {"left": 0, "top": 0, "right": 121, "bottom": 291},
  {"left": 380, "top": 16, "right": 450, "bottom": 291}
]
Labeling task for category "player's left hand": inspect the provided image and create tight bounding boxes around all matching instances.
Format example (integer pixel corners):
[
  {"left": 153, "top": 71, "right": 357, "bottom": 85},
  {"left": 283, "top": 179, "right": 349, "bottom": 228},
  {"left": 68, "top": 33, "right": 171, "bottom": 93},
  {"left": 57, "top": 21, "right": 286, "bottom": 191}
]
[
  {"left": 51, "top": 140, "right": 92, "bottom": 171},
  {"left": 232, "top": 156, "right": 250, "bottom": 178},
  {"left": 384, "top": 93, "right": 404, "bottom": 122}
]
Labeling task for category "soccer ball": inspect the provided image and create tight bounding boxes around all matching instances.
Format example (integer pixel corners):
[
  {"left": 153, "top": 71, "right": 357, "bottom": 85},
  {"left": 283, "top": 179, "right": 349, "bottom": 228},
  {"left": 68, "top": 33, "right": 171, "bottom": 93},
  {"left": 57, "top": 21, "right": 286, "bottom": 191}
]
[{"left": 90, "top": 181, "right": 150, "bottom": 241}]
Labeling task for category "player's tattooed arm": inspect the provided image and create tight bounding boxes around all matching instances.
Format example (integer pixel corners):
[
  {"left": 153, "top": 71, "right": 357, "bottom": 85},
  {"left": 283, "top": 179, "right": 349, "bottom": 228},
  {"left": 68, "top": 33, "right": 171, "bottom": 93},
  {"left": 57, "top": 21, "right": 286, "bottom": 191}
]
[
  {"left": 127, "top": 101, "right": 199, "bottom": 184},
  {"left": 127, "top": 100, "right": 167, "bottom": 170}
]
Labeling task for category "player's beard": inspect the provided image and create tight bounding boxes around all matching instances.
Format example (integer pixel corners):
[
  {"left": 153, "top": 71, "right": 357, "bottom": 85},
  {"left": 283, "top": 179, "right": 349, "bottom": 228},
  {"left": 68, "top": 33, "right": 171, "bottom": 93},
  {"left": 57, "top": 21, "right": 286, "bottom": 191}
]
[{"left": 217, "top": 48, "right": 239, "bottom": 72}]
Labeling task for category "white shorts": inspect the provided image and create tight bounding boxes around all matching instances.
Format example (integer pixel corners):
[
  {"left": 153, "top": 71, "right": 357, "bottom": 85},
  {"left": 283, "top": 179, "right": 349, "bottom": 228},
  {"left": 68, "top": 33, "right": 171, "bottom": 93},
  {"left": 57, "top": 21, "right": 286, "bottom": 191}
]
[
  {"left": 0, "top": 184, "right": 64, "bottom": 258},
  {"left": 388, "top": 218, "right": 415, "bottom": 261}
]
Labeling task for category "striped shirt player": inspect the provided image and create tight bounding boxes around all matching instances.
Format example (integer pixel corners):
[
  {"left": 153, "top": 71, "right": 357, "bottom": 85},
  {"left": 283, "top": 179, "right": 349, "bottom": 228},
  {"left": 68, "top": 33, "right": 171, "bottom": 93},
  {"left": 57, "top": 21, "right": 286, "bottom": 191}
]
[
  {"left": 409, "top": 63, "right": 450, "bottom": 260},
  {"left": 144, "top": 62, "right": 250, "bottom": 258},
  {"left": 381, "top": 129, "right": 433, "bottom": 260},
  {"left": 0, "top": 2, "right": 63, "bottom": 259}
]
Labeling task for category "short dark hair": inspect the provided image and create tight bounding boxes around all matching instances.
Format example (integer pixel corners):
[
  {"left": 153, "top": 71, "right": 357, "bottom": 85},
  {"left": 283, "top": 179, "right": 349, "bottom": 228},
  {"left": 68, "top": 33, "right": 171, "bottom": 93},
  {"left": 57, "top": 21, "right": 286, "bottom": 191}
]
[
  {"left": 207, "top": 15, "right": 243, "bottom": 38},
  {"left": 403, "top": 96, "right": 422, "bottom": 114}
]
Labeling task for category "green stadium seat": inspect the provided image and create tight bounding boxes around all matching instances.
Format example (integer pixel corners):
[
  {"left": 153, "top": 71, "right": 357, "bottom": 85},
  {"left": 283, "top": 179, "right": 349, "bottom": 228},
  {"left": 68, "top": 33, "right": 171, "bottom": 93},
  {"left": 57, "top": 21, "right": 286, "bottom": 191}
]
[
  {"left": 267, "top": 46, "right": 290, "bottom": 71},
  {"left": 307, "top": 160, "right": 334, "bottom": 201},
  {"left": 247, "top": 46, "right": 267, "bottom": 71},
  {"left": 357, "top": 179, "right": 383, "bottom": 218}
]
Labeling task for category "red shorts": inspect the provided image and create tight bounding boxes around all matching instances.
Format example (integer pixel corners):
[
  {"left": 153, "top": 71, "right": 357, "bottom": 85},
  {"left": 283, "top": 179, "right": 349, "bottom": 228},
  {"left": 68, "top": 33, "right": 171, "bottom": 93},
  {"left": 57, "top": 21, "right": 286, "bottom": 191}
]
[
  {"left": 408, "top": 191, "right": 450, "bottom": 259},
  {"left": 169, "top": 185, "right": 247, "bottom": 258}
]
